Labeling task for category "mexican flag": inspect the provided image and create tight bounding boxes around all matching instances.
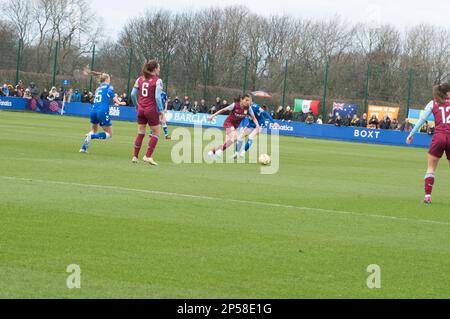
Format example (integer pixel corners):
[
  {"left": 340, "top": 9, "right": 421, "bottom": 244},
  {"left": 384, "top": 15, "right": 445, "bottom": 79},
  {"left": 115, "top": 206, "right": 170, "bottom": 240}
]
[{"left": 294, "top": 99, "right": 320, "bottom": 116}]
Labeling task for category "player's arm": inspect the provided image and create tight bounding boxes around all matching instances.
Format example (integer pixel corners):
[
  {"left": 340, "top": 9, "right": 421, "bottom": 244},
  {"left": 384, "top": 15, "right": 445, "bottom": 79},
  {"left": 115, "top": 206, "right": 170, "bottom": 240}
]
[
  {"left": 208, "top": 103, "right": 234, "bottom": 121},
  {"left": 406, "top": 101, "right": 433, "bottom": 144},
  {"left": 261, "top": 108, "right": 279, "bottom": 128},
  {"left": 155, "top": 79, "right": 164, "bottom": 113},
  {"left": 249, "top": 107, "right": 261, "bottom": 130},
  {"left": 131, "top": 79, "right": 139, "bottom": 109}
]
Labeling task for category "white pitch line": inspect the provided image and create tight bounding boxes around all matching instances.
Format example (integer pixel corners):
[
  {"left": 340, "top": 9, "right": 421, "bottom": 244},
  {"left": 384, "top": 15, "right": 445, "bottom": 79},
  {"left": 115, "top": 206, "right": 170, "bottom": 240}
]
[{"left": 1, "top": 175, "right": 450, "bottom": 227}]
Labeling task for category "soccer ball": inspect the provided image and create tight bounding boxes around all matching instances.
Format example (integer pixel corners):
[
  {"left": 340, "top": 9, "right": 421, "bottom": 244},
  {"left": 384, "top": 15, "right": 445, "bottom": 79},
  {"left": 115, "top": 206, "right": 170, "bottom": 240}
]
[{"left": 259, "top": 154, "right": 271, "bottom": 165}]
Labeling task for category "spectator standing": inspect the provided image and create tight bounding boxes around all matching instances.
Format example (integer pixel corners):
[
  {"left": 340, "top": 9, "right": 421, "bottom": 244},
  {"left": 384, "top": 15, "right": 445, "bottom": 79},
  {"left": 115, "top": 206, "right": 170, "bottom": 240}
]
[
  {"left": 358, "top": 113, "right": 368, "bottom": 127},
  {"left": 16, "top": 80, "right": 24, "bottom": 97},
  {"left": 305, "top": 113, "right": 315, "bottom": 124},
  {"left": 190, "top": 100, "right": 200, "bottom": 114},
  {"left": 368, "top": 114, "right": 379, "bottom": 129},
  {"left": 71, "top": 89, "right": 82, "bottom": 102},
  {"left": 2, "top": 84, "right": 9, "bottom": 96},
  {"left": 390, "top": 118, "right": 399, "bottom": 130},
  {"left": 29, "top": 82, "right": 39, "bottom": 99},
  {"left": 400, "top": 119, "right": 413, "bottom": 132},
  {"left": 209, "top": 97, "right": 221, "bottom": 114},
  {"left": 121, "top": 92, "right": 129, "bottom": 106},
  {"left": 326, "top": 112, "right": 334, "bottom": 125},
  {"left": 335, "top": 115, "right": 343, "bottom": 127},
  {"left": 23, "top": 88, "right": 32, "bottom": 99},
  {"left": 182, "top": 96, "right": 191, "bottom": 112},
  {"left": 351, "top": 114, "right": 359, "bottom": 126},
  {"left": 48, "top": 87, "right": 59, "bottom": 101},
  {"left": 283, "top": 106, "right": 293, "bottom": 121},
  {"left": 316, "top": 115, "right": 323, "bottom": 125},
  {"left": 380, "top": 115, "right": 391, "bottom": 130},
  {"left": 40, "top": 88, "right": 49, "bottom": 100},
  {"left": 81, "top": 89, "right": 90, "bottom": 103},
  {"left": 343, "top": 114, "right": 352, "bottom": 127},
  {"left": 200, "top": 99, "right": 208, "bottom": 113},
  {"left": 275, "top": 106, "right": 284, "bottom": 120},
  {"left": 172, "top": 96, "right": 182, "bottom": 111},
  {"left": 419, "top": 121, "right": 430, "bottom": 134}
]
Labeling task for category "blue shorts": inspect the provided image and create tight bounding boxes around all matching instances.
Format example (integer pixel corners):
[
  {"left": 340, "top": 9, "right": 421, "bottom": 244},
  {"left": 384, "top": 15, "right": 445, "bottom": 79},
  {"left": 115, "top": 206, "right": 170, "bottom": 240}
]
[{"left": 90, "top": 110, "right": 112, "bottom": 127}]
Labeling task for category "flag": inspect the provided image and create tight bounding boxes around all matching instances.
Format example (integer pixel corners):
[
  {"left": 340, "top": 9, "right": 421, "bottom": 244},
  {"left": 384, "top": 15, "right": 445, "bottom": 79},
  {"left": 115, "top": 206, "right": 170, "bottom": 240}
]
[
  {"left": 251, "top": 91, "right": 272, "bottom": 98},
  {"left": 294, "top": 99, "right": 320, "bottom": 116},
  {"left": 332, "top": 102, "right": 359, "bottom": 119}
]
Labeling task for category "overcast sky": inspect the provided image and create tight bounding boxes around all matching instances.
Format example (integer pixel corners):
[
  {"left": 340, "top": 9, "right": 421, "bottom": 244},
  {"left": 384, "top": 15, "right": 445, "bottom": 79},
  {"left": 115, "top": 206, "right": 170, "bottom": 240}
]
[{"left": 91, "top": 0, "right": 450, "bottom": 39}]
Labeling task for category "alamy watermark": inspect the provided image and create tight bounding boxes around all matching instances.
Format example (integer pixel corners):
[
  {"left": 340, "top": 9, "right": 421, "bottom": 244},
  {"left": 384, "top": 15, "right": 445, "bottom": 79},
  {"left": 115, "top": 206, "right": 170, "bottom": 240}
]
[
  {"left": 66, "top": 264, "right": 81, "bottom": 289},
  {"left": 366, "top": 264, "right": 381, "bottom": 289},
  {"left": 169, "top": 124, "right": 280, "bottom": 175}
]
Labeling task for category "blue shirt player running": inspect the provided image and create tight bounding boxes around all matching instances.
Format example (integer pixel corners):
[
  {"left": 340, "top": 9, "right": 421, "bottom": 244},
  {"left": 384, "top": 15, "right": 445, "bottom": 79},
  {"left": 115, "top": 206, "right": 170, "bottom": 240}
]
[
  {"left": 80, "top": 70, "right": 125, "bottom": 153},
  {"left": 235, "top": 103, "right": 279, "bottom": 159}
]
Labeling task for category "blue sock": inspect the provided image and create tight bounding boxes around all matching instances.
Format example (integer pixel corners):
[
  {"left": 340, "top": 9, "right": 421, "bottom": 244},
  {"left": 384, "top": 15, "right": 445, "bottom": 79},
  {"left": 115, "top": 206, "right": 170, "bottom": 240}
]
[
  {"left": 163, "top": 124, "right": 169, "bottom": 136},
  {"left": 91, "top": 132, "right": 108, "bottom": 140},
  {"left": 236, "top": 139, "right": 243, "bottom": 152},
  {"left": 245, "top": 139, "right": 253, "bottom": 152}
]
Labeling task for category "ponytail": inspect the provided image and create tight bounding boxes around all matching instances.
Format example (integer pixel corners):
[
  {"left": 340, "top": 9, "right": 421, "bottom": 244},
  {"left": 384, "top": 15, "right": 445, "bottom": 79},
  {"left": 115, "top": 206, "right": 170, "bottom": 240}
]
[
  {"left": 142, "top": 59, "right": 159, "bottom": 80},
  {"left": 83, "top": 65, "right": 110, "bottom": 84}
]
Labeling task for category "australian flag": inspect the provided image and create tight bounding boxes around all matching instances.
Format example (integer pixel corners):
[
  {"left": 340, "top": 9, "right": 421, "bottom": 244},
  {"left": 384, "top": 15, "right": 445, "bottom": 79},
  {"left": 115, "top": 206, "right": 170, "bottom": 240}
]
[{"left": 332, "top": 102, "right": 359, "bottom": 119}]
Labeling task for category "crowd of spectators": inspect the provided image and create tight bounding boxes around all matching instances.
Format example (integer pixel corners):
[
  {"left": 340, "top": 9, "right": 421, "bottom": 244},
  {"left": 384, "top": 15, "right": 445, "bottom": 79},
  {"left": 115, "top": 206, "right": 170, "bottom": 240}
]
[{"left": 0, "top": 79, "right": 435, "bottom": 134}]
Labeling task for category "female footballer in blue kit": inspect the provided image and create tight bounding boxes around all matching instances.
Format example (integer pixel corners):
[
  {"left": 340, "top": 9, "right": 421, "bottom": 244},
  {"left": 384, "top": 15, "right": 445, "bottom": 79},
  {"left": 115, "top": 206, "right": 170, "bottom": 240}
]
[{"left": 80, "top": 70, "right": 126, "bottom": 153}]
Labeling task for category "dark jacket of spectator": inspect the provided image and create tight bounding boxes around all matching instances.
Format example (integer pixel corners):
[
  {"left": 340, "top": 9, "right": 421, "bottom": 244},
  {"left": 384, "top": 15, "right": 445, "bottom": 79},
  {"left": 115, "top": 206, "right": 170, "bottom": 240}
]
[
  {"left": 358, "top": 114, "right": 368, "bottom": 127},
  {"left": 369, "top": 115, "right": 379, "bottom": 129},
  {"left": 81, "top": 90, "right": 90, "bottom": 103},
  {"left": 283, "top": 107, "right": 293, "bottom": 121},
  {"left": 71, "top": 90, "right": 82, "bottom": 103},
  {"left": 29, "top": 82, "right": 39, "bottom": 99},
  {"left": 305, "top": 113, "right": 315, "bottom": 124},
  {"left": 379, "top": 116, "right": 391, "bottom": 130},
  {"left": 343, "top": 115, "right": 352, "bottom": 127},
  {"left": 275, "top": 106, "right": 284, "bottom": 120},
  {"left": 40, "top": 89, "right": 49, "bottom": 100},
  {"left": 390, "top": 119, "right": 399, "bottom": 130},
  {"left": 199, "top": 100, "right": 208, "bottom": 113},
  {"left": 190, "top": 101, "right": 200, "bottom": 114},
  {"left": 351, "top": 115, "right": 359, "bottom": 126},
  {"left": 335, "top": 115, "right": 343, "bottom": 127},
  {"left": 172, "top": 97, "right": 182, "bottom": 111}
]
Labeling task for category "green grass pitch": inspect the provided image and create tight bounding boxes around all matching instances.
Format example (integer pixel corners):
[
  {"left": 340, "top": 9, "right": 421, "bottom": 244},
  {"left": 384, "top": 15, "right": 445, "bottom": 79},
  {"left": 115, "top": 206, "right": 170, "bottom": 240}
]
[{"left": 1, "top": 111, "right": 450, "bottom": 299}]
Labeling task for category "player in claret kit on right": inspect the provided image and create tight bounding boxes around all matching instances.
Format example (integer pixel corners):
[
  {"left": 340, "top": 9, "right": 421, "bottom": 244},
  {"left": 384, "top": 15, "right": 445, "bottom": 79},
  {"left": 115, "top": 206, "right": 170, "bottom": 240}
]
[{"left": 406, "top": 83, "right": 450, "bottom": 204}]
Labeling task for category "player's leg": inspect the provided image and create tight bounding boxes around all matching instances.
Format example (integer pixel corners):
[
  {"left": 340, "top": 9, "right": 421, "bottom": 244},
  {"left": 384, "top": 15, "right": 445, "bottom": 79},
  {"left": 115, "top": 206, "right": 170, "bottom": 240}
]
[
  {"left": 161, "top": 113, "right": 171, "bottom": 140},
  {"left": 424, "top": 155, "right": 440, "bottom": 204},
  {"left": 143, "top": 110, "right": 161, "bottom": 165},
  {"left": 133, "top": 110, "right": 148, "bottom": 163},
  {"left": 90, "top": 112, "right": 112, "bottom": 140},
  {"left": 80, "top": 114, "right": 99, "bottom": 153},
  {"left": 241, "top": 127, "right": 259, "bottom": 157},
  {"left": 133, "top": 124, "right": 147, "bottom": 163},
  {"left": 215, "top": 127, "right": 237, "bottom": 158},
  {"left": 236, "top": 128, "right": 250, "bottom": 155}
]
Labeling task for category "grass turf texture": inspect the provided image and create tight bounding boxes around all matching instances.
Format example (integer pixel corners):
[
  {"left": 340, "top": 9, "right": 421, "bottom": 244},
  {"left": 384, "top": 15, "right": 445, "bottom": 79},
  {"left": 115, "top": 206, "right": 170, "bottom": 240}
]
[{"left": 1, "top": 111, "right": 450, "bottom": 299}]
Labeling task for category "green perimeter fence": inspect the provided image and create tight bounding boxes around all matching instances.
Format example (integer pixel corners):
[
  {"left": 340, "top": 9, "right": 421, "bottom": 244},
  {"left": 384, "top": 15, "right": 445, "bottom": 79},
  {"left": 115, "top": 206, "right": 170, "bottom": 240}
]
[{"left": 0, "top": 39, "right": 442, "bottom": 120}]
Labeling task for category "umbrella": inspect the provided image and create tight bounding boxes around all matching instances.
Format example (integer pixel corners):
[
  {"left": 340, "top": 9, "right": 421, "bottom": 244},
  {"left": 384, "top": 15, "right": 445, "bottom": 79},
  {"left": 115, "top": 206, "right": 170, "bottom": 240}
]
[{"left": 251, "top": 91, "right": 272, "bottom": 99}]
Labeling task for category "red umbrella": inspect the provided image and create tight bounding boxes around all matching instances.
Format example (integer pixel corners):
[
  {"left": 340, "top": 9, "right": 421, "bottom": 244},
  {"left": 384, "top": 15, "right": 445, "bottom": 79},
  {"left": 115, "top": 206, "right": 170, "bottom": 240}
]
[{"left": 251, "top": 91, "right": 272, "bottom": 99}]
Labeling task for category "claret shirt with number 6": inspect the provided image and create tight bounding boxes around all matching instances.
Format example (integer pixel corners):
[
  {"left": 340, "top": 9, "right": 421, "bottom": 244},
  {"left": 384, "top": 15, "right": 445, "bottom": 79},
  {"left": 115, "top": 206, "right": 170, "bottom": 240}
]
[{"left": 134, "top": 75, "right": 163, "bottom": 111}]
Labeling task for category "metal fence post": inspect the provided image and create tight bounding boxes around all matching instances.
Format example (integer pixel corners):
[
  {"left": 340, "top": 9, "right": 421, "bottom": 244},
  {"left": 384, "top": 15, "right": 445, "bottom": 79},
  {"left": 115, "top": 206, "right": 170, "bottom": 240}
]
[
  {"left": 89, "top": 44, "right": 96, "bottom": 92},
  {"left": 126, "top": 48, "right": 133, "bottom": 96},
  {"left": 243, "top": 56, "right": 249, "bottom": 94},
  {"left": 203, "top": 53, "right": 209, "bottom": 100},
  {"left": 406, "top": 69, "right": 414, "bottom": 118},
  {"left": 322, "top": 61, "right": 329, "bottom": 118},
  {"left": 363, "top": 64, "right": 371, "bottom": 113},
  {"left": 52, "top": 42, "right": 59, "bottom": 87},
  {"left": 15, "top": 39, "right": 23, "bottom": 85},
  {"left": 282, "top": 59, "right": 288, "bottom": 107}
]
